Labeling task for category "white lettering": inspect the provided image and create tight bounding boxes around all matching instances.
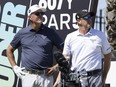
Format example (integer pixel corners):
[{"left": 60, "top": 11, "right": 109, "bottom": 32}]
[
  {"left": 72, "top": 13, "right": 79, "bottom": 29},
  {"left": 43, "top": 13, "right": 78, "bottom": 30},
  {"left": 43, "top": 15, "right": 47, "bottom": 24},
  {"left": 48, "top": 14, "right": 59, "bottom": 30},
  {"left": 60, "top": 14, "right": 70, "bottom": 30},
  {"left": 57, "top": 0, "right": 63, "bottom": 10},
  {"left": 67, "top": 0, "right": 72, "bottom": 9},
  {"left": 47, "top": 0, "right": 57, "bottom": 10},
  {"left": 39, "top": 0, "right": 72, "bottom": 10},
  {"left": 39, "top": 0, "right": 47, "bottom": 9}
]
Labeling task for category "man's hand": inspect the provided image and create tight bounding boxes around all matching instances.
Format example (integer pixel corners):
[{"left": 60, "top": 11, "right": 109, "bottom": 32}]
[
  {"left": 47, "top": 64, "right": 58, "bottom": 75},
  {"left": 13, "top": 65, "right": 26, "bottom": 79}
]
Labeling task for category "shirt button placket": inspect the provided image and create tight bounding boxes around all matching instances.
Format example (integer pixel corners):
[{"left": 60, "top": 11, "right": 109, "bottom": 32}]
[{"left": 35, "top": 35, "right": 37, "bottom": 42}]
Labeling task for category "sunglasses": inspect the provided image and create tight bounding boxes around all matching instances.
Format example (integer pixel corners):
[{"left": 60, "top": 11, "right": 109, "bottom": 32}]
[
  {"left": 34, "top": 12, "right": 45, "bottom": 16},
  {"left": 83, "top": 16, "right": 92, "bottom": 20}
]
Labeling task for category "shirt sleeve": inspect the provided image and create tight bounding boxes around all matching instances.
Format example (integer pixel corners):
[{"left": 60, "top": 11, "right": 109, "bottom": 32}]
[
  {"left": 63, "top": 34, "right": 71, "bottom": 56},
  {"left": 101, "top": 33, "right": 111, "bottom": 54},
  {"left": 51, "top": 29, "right": 64, "bottom": 49},
  {"left": 10, "top": 31, "right": 21, "bottom": 49}
]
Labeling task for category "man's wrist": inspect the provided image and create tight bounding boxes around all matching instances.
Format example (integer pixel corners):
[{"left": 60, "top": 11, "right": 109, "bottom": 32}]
[{"left": 13, "top": 65, "right": 18, "bottom": 69}]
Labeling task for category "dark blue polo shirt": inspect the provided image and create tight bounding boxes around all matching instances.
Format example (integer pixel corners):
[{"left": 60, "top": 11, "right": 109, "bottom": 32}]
[{"left": 10, "top": 24, "right": 63, "bottom": 70}]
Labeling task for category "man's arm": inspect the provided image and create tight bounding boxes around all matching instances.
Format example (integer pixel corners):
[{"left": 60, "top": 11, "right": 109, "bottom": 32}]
[
  {"left": 6, "top": 44, "right": 16, "bottom": 67},
  {"left": 53, "top": 71, "right": 61, "bottom": 87},
  {"left": 103, "top": 52, "right": 112, "bottom": 86},
  {"left": 6, "top": 44, "right": 27, "bottom": 78},
  {"left": 47, "top": 49, "right": 63, "bottom": 75}
]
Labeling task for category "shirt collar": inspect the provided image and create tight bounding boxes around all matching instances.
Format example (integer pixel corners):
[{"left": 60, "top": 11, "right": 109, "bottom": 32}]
[{"left": 77, "top": 27, "right": 93, "bottom": 36}]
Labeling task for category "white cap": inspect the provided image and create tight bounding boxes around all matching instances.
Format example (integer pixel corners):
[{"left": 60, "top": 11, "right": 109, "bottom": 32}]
[{"left": 27, "top": 4, "right": 46, "bottom": 16}]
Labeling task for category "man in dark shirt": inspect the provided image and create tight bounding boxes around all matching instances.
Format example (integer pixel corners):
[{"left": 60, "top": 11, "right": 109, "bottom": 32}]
[{"left": 6, "top": 4, "right": 63, "bottom": 87}]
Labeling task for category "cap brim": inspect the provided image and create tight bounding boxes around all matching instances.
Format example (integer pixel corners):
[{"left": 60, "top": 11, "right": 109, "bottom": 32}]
[
  {"left": 81, "top": 12, "right": 95, "bottom": 20},
  {"left": 83, "top": 12, "right": 95, "bottom": 17}
]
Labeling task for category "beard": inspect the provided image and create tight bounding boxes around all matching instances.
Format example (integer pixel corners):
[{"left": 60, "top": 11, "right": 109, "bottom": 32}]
[{"left": 35, "top": 19, "right": 43, "bottom": 24}]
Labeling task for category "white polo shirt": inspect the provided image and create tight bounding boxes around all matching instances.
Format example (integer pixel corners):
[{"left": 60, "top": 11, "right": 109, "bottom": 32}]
[{"left": 63, "top": 28, "right": 111, "bottom": 72}]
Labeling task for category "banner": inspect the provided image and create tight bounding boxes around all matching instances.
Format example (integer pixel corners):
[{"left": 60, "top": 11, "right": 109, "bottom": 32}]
[{"left": 0, "top": 0, "right": 96, "bottom": 87}]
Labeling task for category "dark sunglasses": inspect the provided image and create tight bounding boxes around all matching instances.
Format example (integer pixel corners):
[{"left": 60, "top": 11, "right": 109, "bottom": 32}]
[
  {"left": 34, "top": 12, "right": 45, "bottom": 16},
  {"left": 83, "top": 16, "right": 92, "bottom": 20}
]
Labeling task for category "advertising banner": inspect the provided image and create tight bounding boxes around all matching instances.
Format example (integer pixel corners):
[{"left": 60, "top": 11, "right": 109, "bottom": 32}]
[{"left": 0, "top": 0, "right": 97, "bottom": 87}]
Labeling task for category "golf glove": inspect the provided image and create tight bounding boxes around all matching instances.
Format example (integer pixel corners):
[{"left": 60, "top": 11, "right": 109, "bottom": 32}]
[{"left": 13, "top": 65, "right": 26, "bottom": 79}]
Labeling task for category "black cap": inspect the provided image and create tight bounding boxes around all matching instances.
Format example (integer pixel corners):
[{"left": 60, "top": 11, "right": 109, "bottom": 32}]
[{"left": 76, "top": 9, "right": 95, "bottom": 20}]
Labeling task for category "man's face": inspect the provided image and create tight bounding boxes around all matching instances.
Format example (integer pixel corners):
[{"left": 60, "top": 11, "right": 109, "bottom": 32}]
[
  {"left": 29, "top": 11, "right": 44, "bottom": 24},
  {"left": 77, "top": 17, "right": 92, "bottom": 29}
]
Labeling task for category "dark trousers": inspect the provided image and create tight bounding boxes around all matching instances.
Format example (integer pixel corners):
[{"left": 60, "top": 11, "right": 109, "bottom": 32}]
[{"left": 59, "top": 81, "right": 81, "bottom": 87}]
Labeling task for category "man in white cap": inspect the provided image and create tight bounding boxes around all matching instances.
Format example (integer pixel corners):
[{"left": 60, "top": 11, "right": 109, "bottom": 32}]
[
  {"left": 54, "top": 10, "right": 112, "bottom": 87},
  {"left": 6, "top": 4, "right": 63, "bottom": 87}
]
